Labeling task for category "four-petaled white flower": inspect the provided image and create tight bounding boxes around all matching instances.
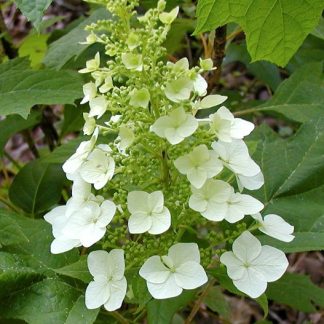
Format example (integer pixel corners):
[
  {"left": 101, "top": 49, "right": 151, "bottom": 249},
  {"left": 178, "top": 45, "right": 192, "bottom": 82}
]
[
  {"left": 62, "top": 128, "right": 99, "bottom": 175},
  {"left": 199, "top": 58, "right": 214, "bottom": 71},
  {"left": 79, "top": 144, "right": 115, "bottom": 190},
  {"left": 44, "top": 203, "right": 82, "bottom": 254},
  {"left": 127, "top": 191, "right": 171, "bottom": 234},
  {"left": 150, "top": 107, "right": 198, "bottom": 145},
  {"left": 174, "top": 145, "right": 223, "bottom": 188},
  {"left": 139, "top": 243, "right": 208, "bottom": 299},
  {"left": 81, "top": 82, "right": 97, "bottom": 104},
  {"left": 220, "top": 231, "right": 289, "bottom": 298},
  {"left": 116, "top": 125, "right": 135, "bottom": 154},
  {"left": 252, "top": 213, "right": 295, "bottom": 242},
  {"left": 89, "top": 96, "right": 108, "bottom": 118},
  {"left": 99, "top": 76, "right": 113, "bottom": 93},
  {"left": 79, "top": 52, "right": 100, "bottom": 73},
  {"left": 189, "top": 179, "right": 264, "bottom": 223},
  {"left": 164, "top": 77, "right": 193, "bottom": 102},
  {"left": 208, "top": 106, "right": 254, "bottom": 142},
  {"left": 212, "top": 139, "right": 260, "bottom": 178},
  {"left": 63, "top": 199, "right": 116, "bottom": 247},
  {"left": 85, "top": 250, "right": 127, "bottom": 311},
  {"left": 129, "top": 88, "right": 150, "bottom": 108},
  {"left": 121, "top": 53, "right": 143, "bottom": 71}
]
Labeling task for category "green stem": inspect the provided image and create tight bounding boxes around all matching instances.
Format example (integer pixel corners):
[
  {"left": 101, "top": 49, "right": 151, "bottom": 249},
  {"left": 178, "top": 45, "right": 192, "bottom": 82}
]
[
  {"left": 4, "top": 151, "right": 21, "bottom": 170},
  {"left": 110, "top": 311, "right": 129, "bottom": 324},
  {"left": 233, "top": 107, "right": 261, "bottom": 116}
]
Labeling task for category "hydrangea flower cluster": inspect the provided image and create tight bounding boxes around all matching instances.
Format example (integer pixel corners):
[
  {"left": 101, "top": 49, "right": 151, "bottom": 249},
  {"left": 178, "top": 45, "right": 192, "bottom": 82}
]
[{"left": 44, "top": 0, "right": 295, "bottom": 310}]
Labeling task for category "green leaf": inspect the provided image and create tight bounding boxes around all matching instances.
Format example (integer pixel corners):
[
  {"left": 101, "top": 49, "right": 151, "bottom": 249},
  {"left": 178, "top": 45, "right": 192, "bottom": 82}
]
[
  {"left": 0, "top": 58, "right": 82, "bottom": 118},
  {"left": 203, "top": 286, "right": 230, "bottom": 319},
  {"left": 0, "top": 278, "right": 80, "bottom": 323},
  {"left": 0, "top": 251, "right": 43, "bottom": 299},
  {"left": 18, "top": 34, "right": 49, "bottom": 68},
  {"left": 267, "top": 273, "right": 324, "bottom": 312},
  {"left": 54, "top": 256, "right": 92, "bottom": 283},
  {"left": 9, "top": 160, "right": 66, "bottom": 215},
  {"left": 43, "top": 9, "right": 111, "bottom": 69},
  {"left": 311, "top": 17, "right": 324, "bottom": 40},
  {"left": 255, "top": 294, "right": 268, "bottom": 318},
  {"left": 165, "top": 18, "right": 195, "bottom": 54},
  {"left": 4, "top": 213, "right": 79, "bottom": 271},
  {"left": 195, "top": 0, "right": 324, "bottom": 66},
  {"left": 250, "top": 62, "right": 324, "bottom": 122},
  {"left": 0, "top": 110, "right": 41, "bottom": 156},
  {"left": 249, "top": 121, "right": 324, "bottom": 251},
  {"left": 60, "top": 105, "right": 87, "bottom": 137},
  {"left": 0, "top": 209, "right": 29, "bottom": 247},
  {"left": 65, "top": 295, "right": 99, "bottom": 324},
  {"left": 15, "top": 0, "right": 53, "bottom": 30},
  {"left": 258, "top": 232, "right": 324, "bottom": 253},
  {"left": 147, "top": 290, "right": 196, "bottom": 324},
  {"left": 41, "top": 137, "right": 85, "bottom": 164}
]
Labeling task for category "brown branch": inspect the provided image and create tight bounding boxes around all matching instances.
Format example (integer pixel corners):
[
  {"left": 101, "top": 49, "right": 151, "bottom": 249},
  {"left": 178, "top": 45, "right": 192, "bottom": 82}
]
[
  {"left": 208, "top": 26, "right": 227, "bottom": 91},
  {"left": 0, "top": 10, "right": 17, "bottom": 59},
  {"left": 184, "top": 279, "right": 216, "bottom": 324}
]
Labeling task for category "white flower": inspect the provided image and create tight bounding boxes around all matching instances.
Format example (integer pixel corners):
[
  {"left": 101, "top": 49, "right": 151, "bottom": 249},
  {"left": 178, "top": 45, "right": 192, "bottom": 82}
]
[
  {"left": 199, "top": 58, "right": 214, "bottom": 71},
  {"left": 193, "top": 74, "right": 207, "bottom": 96},
  {"left": 150, "top": 107, "right": 198, "bottom": 145},
  {"left": 129, "top": 88, "right": 150, "bottom": 108},
  {"left": 62, "top": 128, "right": 98, "bottom": 175},
  {"left": 159, "top": 6, "right": 179, "bottom": 24},
  {"left": 121, "top": 53, "right": 143, "bottom": 71},
  {"left": 174, "top": 145, "right": 223, "bottom": 188},
  {"left": 116, "top": 125, "right": 135, "bottom": 153},
  {"left": 237, "top": 172, "right": 264, "bottom": 191},
  {"left": 89, "top": 96, "right": 108, "bottom": 118},
  {"left": 79, "top": 52, "right": 100, "bottom": 73},
  {"left": 167, "top": 57, "right": 189, "bottom": 72},
  {"left": 212, "top": 140, "right": 260, "bottom": 177},
  {"left": 189, "top": 179, "right": 264, "bottom": 222},
  {"left": 83, "top": 113, "right": 96, "bottom": 135},
  {"left": 139, "top": 243, "right": 207, "bottom": 299},
  {"left": 85, "top": 250, "right": 127, "bottom": 311},
  {"left": 194, "top": 94, "right": 228, "bottom": 111},
  {"left": 63, "top": 199, "right": 116, "bottom": 247},
  {"left": 126, "top": 32, "right": 140, "bottom": 50},
  {"left": 208, "top": 106, "right": 254, "bottom": 142},
  {"left": 44, "top": 204, "right": 81, "bottom": 254},
  {"left": 99, "top": 76, "right": 113, "bottom": 93},
  {"left": 79, "top": 144, "right": 115, "bottom": 190},
  {"left": 127, "top": 191, "right": 171, "bottom": 235},
  {"left": 220, "top": 231, "right": 289, "bottom": 298},
  {"left": 164, "top": 77, "right": 193, "bottom": 102},
  {"left": 252, "top": 213, "right": 295, "bottom": 242},
  {"left": 80, "top": 82, "right": 97, "bottom": 104}
]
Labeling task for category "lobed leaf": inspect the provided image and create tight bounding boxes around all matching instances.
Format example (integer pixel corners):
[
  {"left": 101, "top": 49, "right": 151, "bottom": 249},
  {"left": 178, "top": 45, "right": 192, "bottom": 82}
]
[
  {"left": 195, "top": 0, "right": 324, "bottom": 66},
  {"left": 0, "top": 58, "right": 83, "bottom": 118}
]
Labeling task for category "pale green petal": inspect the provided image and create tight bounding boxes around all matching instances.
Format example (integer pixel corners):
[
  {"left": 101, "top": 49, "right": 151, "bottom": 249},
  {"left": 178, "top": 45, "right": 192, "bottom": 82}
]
[
  {"left": 85, "top": 280, "right": 110, "bottom": 309},
  {"left": 139, "top": 255, "right": 171, "bottom": 283},
  {"left": 168, "top": 243, "right": 200, "bottom": 266},
  {"left": 174, "top": 261, "right": 207, "bottom": 289},
  {"left": 232, "top": 231, "right": 261, "bottom": 263}
]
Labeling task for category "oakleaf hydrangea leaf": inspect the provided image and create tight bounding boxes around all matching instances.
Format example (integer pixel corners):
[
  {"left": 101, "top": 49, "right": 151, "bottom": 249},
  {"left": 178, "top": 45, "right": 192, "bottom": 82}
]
[
  {"left": 15, "top": 0, "right": 53, "bottom": 30},
  {"left": 194, "top": 0, "right": 324, "bottom": 66}
]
